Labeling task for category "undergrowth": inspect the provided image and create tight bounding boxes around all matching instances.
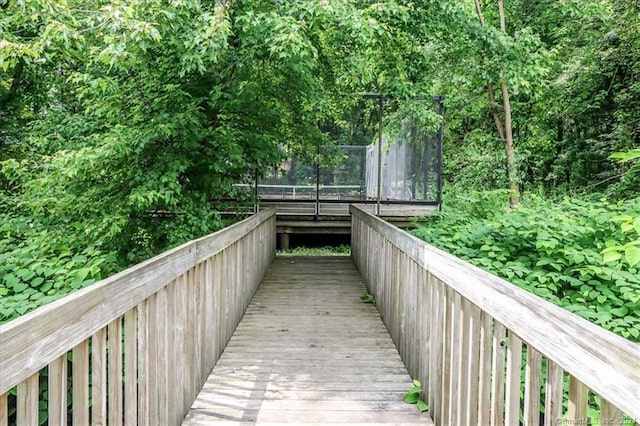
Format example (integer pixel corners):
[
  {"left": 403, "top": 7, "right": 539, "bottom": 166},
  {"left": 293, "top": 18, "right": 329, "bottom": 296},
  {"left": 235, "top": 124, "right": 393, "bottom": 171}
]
[
  {"left": 411, "top": 190, "right": 640, "bottom": 342},
  {"left": 277, "top": 245, "right": 351, "bottom": 256}
]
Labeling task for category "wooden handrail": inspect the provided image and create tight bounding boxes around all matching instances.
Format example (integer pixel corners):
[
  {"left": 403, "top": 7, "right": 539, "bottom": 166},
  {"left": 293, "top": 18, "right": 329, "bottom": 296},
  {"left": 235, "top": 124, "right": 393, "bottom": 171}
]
[
  {"left": 0, "top": 209, "right": 276, "bottom": 424},
  {"left": 350, "top": 205, "right": 640, "bottom": 425}
]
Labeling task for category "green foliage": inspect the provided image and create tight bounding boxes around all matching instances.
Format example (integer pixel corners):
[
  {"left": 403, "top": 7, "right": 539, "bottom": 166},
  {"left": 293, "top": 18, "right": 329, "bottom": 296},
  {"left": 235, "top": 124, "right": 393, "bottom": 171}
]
[
  {"left": 0, "top": 0, "right": 392, "bottom": 321},
  {"left": 277, "top": 245, "right": 350, "bottom": 257},
  {"left": 360, "top": 294, "right": 377, "bottom": 306},
  {"left": 412, "top": 190, "right": 640, "bottom": 341},
  {"left": 403, "top": 379, "right": 428, "bottom": 413}
]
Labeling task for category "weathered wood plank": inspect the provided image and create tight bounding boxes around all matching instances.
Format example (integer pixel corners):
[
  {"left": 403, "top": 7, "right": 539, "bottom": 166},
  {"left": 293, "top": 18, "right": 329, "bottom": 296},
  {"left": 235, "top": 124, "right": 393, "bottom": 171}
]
[
  {"left": 450, "top": 291, "right": 463, "bottom": 425},
  {"left": 16, "top": 373, "right": 38, "bottom": 426},
  {"left": 568, "top": 375, "right": 588, "bottom": 422},
  {"left": 48, "top": 354, "right": 67, "bottom": 426},
  {"left": 72, "top": 340, "right": 89, "bottom": 426},
  {"left": 524, "top": 346, "right": 543, "bottom": 426},
  {"left": 428, "top": 275, "right": 444, "bottom": 424},
  {"left": 465, "top": 301, "right": 481, "bottom": 426},
  {"left": 544, "top": 360, "right": 564, "bottom": 426},
  {"left": 155, "top": 288, "right": 169, "bottom": 426},
  {"left": 124, "top": 308, "right": 138, "bottom": 426},
  {"left": 0, "top": 392, "right": 7, "bottom": 426},
  {"left": 183, "top": 257, "right": 433, "bottom": 425},
  {"left": 108, "top": 318, "right": 123, "bottom": 426},
  {"left": 477, "top": 312, "right": 493, "bottom": 425},
  {"left": 146, "top": 294, "right": 158, "bottom": 426},
  {"left": 505, "top": 332, "right": 523, "bottom": 426},
  {"left": 92, "top": 328, "right": 107, "bottom": 425},
  {"left": 441, "top": 286, "right": 453, "bottom": 426},
  {"left": 491, "top": 322, "right": 507, "bottom": 426},
  {"left": 600, "top": 398, "right": 624, "bottom": 426}
]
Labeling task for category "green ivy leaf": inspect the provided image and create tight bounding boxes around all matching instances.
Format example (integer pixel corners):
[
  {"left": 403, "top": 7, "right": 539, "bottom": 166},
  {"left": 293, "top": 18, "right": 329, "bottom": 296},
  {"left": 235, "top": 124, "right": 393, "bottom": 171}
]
[
  {"left": 4, "top": 274, "right": 19, "bottom": 288},
  {"left": 404, "top": 392, "right": 420, "bottom": 404},
  {"left": 611, "top": 307, "right": 629, "bottom": 317},
  {"left": 624, "top": 246, "right": 640, "bottom": 267},
  {"left": 602, "top": 251, "right": 622, "bottom": 263},
  {"left": 416, "top": 399, "right": 429, "bottom": 412},
  {"left": 13, "top": 282, "right": 29, "bottom": 293}
]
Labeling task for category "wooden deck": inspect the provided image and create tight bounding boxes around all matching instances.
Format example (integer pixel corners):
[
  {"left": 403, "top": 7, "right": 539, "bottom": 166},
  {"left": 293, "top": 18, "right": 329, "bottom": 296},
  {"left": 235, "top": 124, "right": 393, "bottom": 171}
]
[{"left": 182, "top": 256, "right": 433, "bottom": 425}]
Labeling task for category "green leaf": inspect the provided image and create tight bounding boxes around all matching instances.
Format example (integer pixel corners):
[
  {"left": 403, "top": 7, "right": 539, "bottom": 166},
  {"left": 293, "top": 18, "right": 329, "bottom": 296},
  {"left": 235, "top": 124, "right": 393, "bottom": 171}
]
[
  {"left": 624, "top": 246, "right": 640, "bottom": 267},
  {"left": 602, "top": 251, "right": 622, "bottom": 263},
  {"left": 404, "top": 392, "right": 420, "bottom": 404},
  {"left": 416, "top": 399, "right": 429, "bottom": 412},
  {"left": 4, "top": 274, "right": 19, "bottom": 288},
  {"left": 13, "top": 282, "right": 29, "bottom": 293},
  {"left": 611, "top": 307, "right": 629, "bottom": 317},
  {"left": 412, "top": 379, "right": 421, "bottom": 387}
]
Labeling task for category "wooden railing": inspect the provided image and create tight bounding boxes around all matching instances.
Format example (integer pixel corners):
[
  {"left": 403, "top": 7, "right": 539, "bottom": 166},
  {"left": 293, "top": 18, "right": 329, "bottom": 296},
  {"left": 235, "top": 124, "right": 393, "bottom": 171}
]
[
  {"left": 350, "top": 205, "right": 640, "bottom": 426},
  {"left": 0, "top": 209, "right": 276, "bottom": 426}
]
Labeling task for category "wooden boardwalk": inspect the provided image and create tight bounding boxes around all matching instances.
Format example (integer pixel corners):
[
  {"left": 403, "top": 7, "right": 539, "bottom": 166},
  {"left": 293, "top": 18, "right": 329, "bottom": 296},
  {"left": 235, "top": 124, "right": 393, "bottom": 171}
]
[{"left": 182, "top": 256, "right": 433, "bottom": 425}]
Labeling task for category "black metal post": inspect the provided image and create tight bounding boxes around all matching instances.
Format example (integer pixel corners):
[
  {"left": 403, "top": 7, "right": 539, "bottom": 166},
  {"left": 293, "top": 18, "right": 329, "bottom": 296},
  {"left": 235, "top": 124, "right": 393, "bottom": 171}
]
[
  {"left": 255, "top": 172, "right": 259, "bottom": 213},
  {"left": 376, "top": 96, "right": 384, "bottom": 216},
  {"left": 315, "top": 144, "right": 320, "bottom": 219},
  {"left": 436, "top": 96, "right": 445, "bottom": 210}
]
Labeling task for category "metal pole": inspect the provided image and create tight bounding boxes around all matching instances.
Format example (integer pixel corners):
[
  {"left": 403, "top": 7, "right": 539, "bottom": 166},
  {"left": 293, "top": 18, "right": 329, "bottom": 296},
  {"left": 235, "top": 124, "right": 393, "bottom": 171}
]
[
  {"left": 376, "top": 96, "right": 383, "bottom": 216},
  {"left": 254, "top": 171, "right": 259, "bottom": 213},
  {"left": 315, "top": 144, "right": 320, "bottom": 219},
  {"left": 436, "top": 96, "right": 445, "bottom": 210}
]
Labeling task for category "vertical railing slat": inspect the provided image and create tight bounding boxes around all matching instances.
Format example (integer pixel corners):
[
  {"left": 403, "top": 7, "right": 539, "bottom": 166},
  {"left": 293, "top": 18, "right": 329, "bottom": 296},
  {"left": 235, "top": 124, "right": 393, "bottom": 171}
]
[
  {"left": 0, "top": 392, "right": 7, "bottom": 426},
  {"left": 600, "top": 398, "right": 624, "bottom": 426},
  {"left": 92, "top": 328, "right": 107, "bottom": 425},
  {"left": 428, "top": 275, "right": 444, "bottom": 424},
  {"left": 147, "top": 293, "right": 159, "bottom": 426},
  {"left": 441, "top": 285, "right": 453, "bottom": 425},
  {"left": 568, "top": 375, "right": 589, "bottom": 422},
  {"left": 72, "top": 339, "right": 90, "bottom": 426},
  {"left": 544, "top": 360, "right": 564, "bottom": 426},
  {"left": 418, "top": 266, "right": 429, "bottom": 390},
  {"left": 137, "top": 300, "right": 149, "bottom": 426},
  {"left": 176, "top": 273, "right": 188, "bottom": 414},
  {"left": 164, "top": 282, "right": 177, "bottom": 424},
  {"left": 108, "top": 317, "right": 124, "bottom": 426},
  {"left": 48, "top": 354, "right": 67, "bottom": 426},
  {"left": 124, "top": 308, "right": 138, "bottom": 426},
  {"left": 466, "top": 301, "right": 481, "bottom": 426},
  {"left": 505, "top": 332, "right": 523, "bottom": 426},
  {"left": 204, "top": 257, "right": 215, "bottom": 384},
  {"left": 477, "top": 312, "right": 493, "bottom": 426},
  {"left": 155, "top": 288, "right": 169, "bottom": 426},
  {"left": 17, "top": 373, "right": 38, "bottom": 426},
  {"left": 524, "top": 346, "right": 542, "bottom": 426},
  {"left": 453, "top": 293, "right": 467, "bottom": 425},
  {"left": 490, "top": 322, "right": 506, "bottom": 426}
]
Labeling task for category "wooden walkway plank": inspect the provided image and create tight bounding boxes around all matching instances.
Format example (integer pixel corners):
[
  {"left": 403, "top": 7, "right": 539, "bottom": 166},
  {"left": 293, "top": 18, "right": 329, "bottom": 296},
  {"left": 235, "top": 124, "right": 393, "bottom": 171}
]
[{"left": 182, "top": 257, "right": 433, "bottom": 425}]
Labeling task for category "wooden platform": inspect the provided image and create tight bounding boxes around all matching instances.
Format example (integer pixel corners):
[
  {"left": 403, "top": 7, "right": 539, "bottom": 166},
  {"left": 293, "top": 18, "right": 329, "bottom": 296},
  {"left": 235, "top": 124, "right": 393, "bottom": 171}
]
[{"left": 182, "top": 256, "right": 433, "bottom": 425}]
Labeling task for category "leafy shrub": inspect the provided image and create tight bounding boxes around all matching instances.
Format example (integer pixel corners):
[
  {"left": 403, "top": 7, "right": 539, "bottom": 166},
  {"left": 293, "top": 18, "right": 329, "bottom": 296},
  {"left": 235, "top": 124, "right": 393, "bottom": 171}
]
[
  {"left": 412, "top": 191, "right": 640, "bottom": 341},
  {"left": 0, "top": 214, "right": 118, "bottom": 323}
]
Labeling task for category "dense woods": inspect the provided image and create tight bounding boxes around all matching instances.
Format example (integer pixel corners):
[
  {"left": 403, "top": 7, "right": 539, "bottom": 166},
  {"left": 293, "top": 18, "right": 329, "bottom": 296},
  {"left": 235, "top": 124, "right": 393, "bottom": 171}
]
[{"left": 1, "top": 0, "right": 639, "bottom": 345}]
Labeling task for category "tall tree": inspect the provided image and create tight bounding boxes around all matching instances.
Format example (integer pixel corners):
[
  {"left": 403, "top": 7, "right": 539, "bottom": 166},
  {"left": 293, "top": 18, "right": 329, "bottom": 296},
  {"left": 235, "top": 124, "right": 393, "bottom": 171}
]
[{"left": 474, "top": 0, "right": 519, "bottom": 207}]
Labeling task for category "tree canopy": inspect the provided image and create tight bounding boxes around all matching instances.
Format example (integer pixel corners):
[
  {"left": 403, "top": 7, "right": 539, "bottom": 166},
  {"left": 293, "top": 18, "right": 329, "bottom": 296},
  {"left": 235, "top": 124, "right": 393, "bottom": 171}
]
[{"left": 1, "top": 0, "right": 640, "bottom": 322}]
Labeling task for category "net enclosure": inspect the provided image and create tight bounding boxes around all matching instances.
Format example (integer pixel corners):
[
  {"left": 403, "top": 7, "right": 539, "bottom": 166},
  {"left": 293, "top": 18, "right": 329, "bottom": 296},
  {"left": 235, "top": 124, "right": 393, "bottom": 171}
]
[{"left": 243, "top": 95, "right": 444, "bottom": 216}]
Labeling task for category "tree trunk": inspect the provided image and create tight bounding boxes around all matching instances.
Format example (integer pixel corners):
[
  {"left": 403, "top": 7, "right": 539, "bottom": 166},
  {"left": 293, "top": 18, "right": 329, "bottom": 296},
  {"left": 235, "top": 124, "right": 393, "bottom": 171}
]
[
  {"left": 497, "top": 0, "right": 519, "bottom": 206},
  {"left": 474, "top": 0, "right": 520, "bottom": 207}
]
